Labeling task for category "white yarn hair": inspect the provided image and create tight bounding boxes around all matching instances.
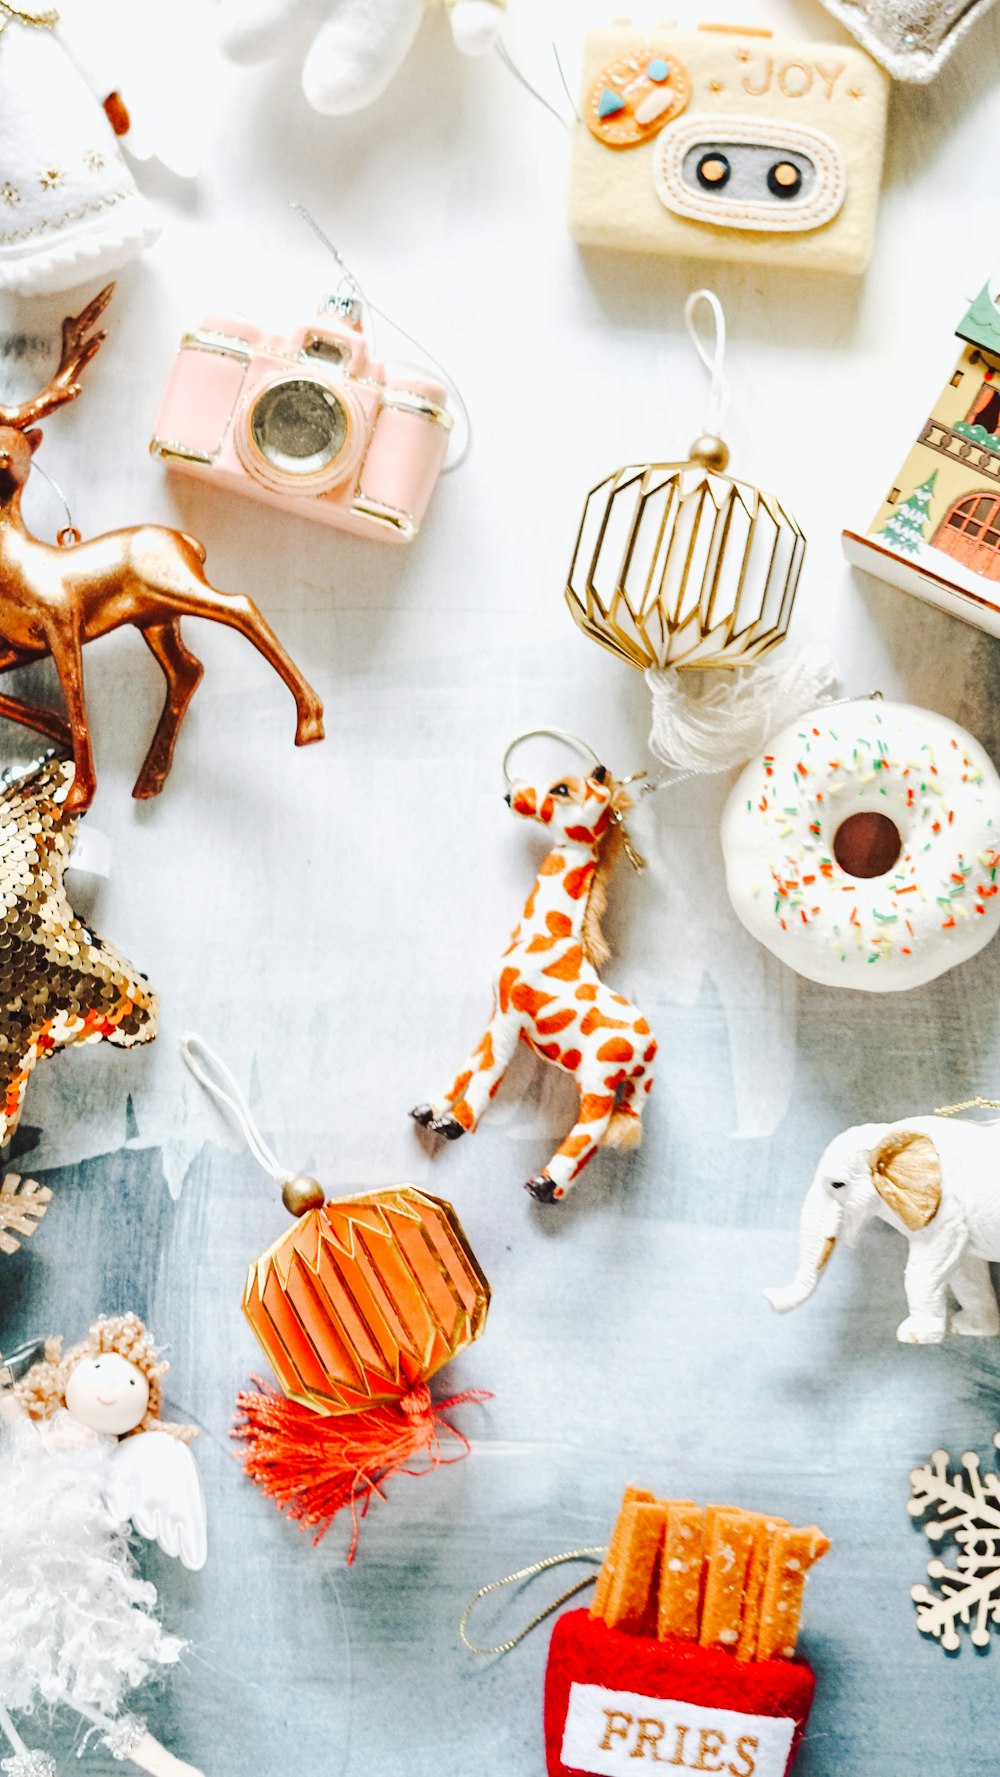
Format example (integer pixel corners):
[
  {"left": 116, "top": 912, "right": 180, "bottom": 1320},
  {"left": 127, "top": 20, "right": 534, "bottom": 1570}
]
[
  {"left": 646, "top": 649, "right": 837, "bottom": 779},
  {"left": 0, "top": 1418, "right": 183, "bottom": 1716}
]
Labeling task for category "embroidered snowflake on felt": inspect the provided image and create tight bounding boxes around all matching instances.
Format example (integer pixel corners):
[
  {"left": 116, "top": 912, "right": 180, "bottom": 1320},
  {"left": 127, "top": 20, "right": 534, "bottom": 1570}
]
[{"left": 909, "top": 1438, "right": 1000, "bottom": 1650}]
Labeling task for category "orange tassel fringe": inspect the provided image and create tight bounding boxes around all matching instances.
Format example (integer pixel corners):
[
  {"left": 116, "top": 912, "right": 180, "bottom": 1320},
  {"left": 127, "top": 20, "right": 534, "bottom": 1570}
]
[{"left": 233, "top": 1378, "right": 492, "bottom": 1562}]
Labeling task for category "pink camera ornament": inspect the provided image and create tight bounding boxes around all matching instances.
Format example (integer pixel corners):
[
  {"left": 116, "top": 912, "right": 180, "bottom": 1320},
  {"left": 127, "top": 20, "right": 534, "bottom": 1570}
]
[{"left": 151, "top": 294, "right": 453, "bottom": 543}]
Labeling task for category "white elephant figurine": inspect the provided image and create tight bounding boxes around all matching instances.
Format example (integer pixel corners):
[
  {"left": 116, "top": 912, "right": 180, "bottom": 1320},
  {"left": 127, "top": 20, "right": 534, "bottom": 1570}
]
[
  {"left": 216, "top": 0, "right": 507, "bottom": 116},
  {"left": 764, "top": 1117, "right": 1000, "bottom": 1345}
]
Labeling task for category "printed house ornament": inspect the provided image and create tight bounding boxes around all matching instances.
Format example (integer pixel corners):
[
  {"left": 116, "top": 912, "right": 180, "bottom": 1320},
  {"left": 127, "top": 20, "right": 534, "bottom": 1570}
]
[
  {"left": 0, "top": 1313, "right": 206, "bottom": 1776},
  {"left": 182, "top": 1036, "right": 490, "bottom": 1558},
  {"left": 722, "top": 698, "right": 1000, "bottom": 992},
  {"left": 0, "top": 0, "right": 159, "bottom": 295},
  {"left": 909, "top": 1437, "right": 1000, "bottom": 1650},
  {"left": 0, "top": 285, "right": 324, "bottom": 814},
  {"left": 0, "top": 753, "right": 157, "bottom": 1198},
  {"left": 411, "top": 731, "right": 656, "bottom": 1203},
  {"left": 844, "top": 271, "right": 1000, "bottom": 639},
  {"left": 568, "top": 23, "right": 888, "bottom": 276},
  {"left": 765, "top": 1110, "right": 1000, "bottom": 1344}
]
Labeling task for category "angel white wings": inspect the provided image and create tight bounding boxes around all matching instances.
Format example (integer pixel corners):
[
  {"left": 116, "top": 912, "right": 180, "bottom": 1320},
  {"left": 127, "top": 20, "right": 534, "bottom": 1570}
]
[{"left": 0, "top": 1316, "right": 206, "bottom": 1777}]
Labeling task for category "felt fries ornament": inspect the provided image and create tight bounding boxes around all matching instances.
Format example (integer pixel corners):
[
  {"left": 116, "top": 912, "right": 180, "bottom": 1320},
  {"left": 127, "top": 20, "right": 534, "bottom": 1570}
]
[
  {"left": 0, "top": 1314, "right": 206, "bottom": 1777},
  {"left": 462, "top": 1487, "right": 829, "bottom": 1777},
  {"left": 182, "top": 1036, "right": 491, "bottom": 1559},
  {"left": 0, "top": 0, "right": 159, "bottom": 295},
  {"left": 411, "top": 730, "right": 657, "bottom": 1204},
  {"left": 216, "top": 0, "right": 506, "bottom": 117},
  {"left": 0, "top": 286, "right": 324, "bottom": 814},
  {"left": 0, "top": 753, "right": 157, "bottom": 1248},
  {"left": 566, "top": 292, "right": 831, "bottom": 783}
]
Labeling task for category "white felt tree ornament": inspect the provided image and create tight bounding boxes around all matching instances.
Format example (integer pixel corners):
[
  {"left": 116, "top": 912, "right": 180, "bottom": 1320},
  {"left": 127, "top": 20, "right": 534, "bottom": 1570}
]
[{"left": 215, "top": 0, "right": 506, "bottom": 115}]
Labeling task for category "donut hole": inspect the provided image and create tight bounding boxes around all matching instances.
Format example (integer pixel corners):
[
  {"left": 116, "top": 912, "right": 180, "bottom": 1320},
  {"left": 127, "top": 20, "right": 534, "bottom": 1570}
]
[{"left": 833, "top": 811, "right": 903, "bottom": 879}]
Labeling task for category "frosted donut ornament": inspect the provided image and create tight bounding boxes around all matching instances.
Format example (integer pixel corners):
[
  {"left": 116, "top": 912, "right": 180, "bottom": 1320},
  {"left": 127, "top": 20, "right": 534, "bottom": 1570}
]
[
  {"left": 411, "top": 731, "right": 657, "bottom": 1204},
  {"left": 0, "top": 1314, "right": 206, "bottom": 1777},
  {"left": 722, "top": 698, "right": 1000, "bottom": 991}
]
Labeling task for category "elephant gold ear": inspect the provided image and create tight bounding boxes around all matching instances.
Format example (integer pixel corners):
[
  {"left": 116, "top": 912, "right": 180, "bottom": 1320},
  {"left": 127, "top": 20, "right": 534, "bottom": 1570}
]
[{"left": 868, "top": 1131, "right": 942, "bottom": 1232}]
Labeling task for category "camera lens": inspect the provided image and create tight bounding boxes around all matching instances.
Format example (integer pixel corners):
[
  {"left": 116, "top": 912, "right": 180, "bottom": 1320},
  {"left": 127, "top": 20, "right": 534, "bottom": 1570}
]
[
  {"left": 250, "top": 380, "right": 349, "bottom": 476},
  {"left": 696, "top": 152, "right": 730, "bottom": 191},
  {"left": 767, "top": 160, "right": 803, "bottom": 199}
]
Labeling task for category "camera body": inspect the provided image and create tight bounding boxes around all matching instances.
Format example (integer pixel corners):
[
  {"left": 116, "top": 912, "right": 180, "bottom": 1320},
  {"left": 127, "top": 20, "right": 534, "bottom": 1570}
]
[
  {"left": 150, "top": 297, "right": 452, "bottom": 543},
  {"left": 569, "top": 23, "right": 889, "bottom": 275}
]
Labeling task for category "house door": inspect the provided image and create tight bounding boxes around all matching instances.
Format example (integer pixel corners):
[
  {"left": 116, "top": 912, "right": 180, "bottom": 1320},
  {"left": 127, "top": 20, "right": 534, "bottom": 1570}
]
[
  {"left": 934, "top": 492, "right": 1000, "bottom": 582},
  {"left": 969, "top": 385, "right": 1000, "bottom": 433}
]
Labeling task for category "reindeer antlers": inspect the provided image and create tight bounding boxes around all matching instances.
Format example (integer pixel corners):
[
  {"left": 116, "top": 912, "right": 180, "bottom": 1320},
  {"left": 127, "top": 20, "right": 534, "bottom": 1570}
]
[{"left": 0, "top": 283, "right": 115, "bottom": 432}]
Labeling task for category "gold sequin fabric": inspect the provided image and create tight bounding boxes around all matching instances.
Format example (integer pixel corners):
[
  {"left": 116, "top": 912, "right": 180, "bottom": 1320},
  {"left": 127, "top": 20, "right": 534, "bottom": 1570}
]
[{"left": 0, "top": 753, "right": 158, "bottom": 1146}]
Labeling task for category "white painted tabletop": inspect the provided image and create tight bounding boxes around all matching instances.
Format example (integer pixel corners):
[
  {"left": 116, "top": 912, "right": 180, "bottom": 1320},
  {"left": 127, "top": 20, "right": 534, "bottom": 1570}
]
[{"left": 2, "top": 1, "right": 1000, "bottom": 1772}]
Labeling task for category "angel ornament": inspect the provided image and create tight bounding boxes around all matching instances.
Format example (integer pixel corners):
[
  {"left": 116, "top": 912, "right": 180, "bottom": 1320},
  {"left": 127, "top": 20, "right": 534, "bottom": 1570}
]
[
  {"left": 0, "top": 1315, "right": 207, "bottom": 1777},
  {"left": 0, "top": 0, "right": 158, "bottom": 295}
]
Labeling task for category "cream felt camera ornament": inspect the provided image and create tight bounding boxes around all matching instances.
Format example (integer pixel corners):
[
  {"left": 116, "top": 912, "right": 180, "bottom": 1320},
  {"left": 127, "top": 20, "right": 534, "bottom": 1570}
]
[
  {"left": 568, "top": 23, "right": 889, "bottom": 276},
  {"left": 215, "top": 0, "right": 506, "bottom": 116}
]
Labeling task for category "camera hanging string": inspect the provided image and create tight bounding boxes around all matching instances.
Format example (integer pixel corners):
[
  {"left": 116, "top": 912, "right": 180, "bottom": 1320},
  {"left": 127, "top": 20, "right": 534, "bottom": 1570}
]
[{"left": 291, "top": 202, "right": 473, "bottom": 473}]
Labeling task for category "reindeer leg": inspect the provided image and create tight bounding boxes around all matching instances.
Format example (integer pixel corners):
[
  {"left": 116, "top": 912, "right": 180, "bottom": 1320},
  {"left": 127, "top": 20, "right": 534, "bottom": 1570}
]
[
  {"left": 0, "top": 689, "right": 72, "bottom": 749},
  {"left": 133, "top": 620, "right": 205, "bottom": 799},
  {"left": 43, "top": 619, "right": 95, "bottom": 812},
  {"left": 155, "top": 572, "right": 324, "bottom": 746}
]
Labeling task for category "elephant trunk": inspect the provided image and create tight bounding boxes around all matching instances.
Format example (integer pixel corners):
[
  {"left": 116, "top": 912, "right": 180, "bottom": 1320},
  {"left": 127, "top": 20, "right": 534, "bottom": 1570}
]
[{"left": 764, "top": 1181, "right": 843, "bottom": 1315}]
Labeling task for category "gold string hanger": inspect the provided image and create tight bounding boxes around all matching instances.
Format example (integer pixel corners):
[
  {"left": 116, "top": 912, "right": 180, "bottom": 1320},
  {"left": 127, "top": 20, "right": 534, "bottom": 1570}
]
[{"left": 459, "top": 1548, "right": 606, "bottom": 1657}]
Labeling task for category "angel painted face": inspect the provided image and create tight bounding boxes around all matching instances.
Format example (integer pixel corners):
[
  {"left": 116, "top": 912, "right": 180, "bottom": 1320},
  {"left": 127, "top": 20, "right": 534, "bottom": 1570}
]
[{"left": 64, "top": 1352, "right": 150, "bottom": 1436}]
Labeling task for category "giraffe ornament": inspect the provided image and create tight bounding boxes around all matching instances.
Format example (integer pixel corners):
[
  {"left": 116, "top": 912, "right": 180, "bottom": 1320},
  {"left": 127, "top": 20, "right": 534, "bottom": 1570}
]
[{"left": 412, "top": 732, "right": 657, "bottom": 1203}]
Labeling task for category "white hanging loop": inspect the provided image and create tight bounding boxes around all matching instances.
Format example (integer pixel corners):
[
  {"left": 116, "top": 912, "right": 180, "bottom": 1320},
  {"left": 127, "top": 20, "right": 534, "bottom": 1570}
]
[
  {"left": 684, "top": 289, "right": 730, "bottom": 440},
  {"left": 180, "top": 1033, "right": 295, "bottom": 1186}
]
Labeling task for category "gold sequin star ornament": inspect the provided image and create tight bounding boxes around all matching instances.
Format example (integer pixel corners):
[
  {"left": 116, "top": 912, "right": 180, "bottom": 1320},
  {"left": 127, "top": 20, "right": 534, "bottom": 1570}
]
[
  {"left": 182, "top": 1036, "right": 491, "bottom": 1561},
  {"left": 0, "top": 753, "right": 158, "bottom": 1230}
]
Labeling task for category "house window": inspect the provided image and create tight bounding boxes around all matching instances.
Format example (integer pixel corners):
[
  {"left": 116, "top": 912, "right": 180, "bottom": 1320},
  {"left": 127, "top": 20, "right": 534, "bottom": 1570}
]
[
  {"left": 888, "top": 487, "right": 900, "bottom": 503},
  {"left": 951, "top": 371, "right": 964, "bottom": 387},
  {"left": 966, "top": 381, "right": 1000, "bottom": 433}
]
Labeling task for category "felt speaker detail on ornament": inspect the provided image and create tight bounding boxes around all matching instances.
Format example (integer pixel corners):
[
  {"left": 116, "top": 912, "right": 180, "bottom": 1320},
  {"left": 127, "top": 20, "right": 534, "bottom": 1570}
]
[
  {"left": 569, "top": 23, "right": 889, "bottom": 275},
  {"left": 766, "top": 1110, "right": 1000, "bottom": 1344},
  {"left": 182, "top": 1037, "right": 491, "bottom": 1558},
  {"left": 721, "top": 698, "right": 1000, "bottom": 991},
  {"left": 151, "top": 292, "right": 453, "bottom": 544}
]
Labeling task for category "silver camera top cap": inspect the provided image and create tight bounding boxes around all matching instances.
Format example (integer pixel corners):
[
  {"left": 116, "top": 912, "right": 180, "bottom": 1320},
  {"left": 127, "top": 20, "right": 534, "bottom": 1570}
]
[{"left": 321, "top": 293, "right": 364, "bottom": 327}]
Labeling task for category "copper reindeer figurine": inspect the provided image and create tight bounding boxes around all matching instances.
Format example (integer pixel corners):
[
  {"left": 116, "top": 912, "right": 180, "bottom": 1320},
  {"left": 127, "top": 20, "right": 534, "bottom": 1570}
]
[{"left": 0, "top": 286, "right": 324, "bottom": 813}]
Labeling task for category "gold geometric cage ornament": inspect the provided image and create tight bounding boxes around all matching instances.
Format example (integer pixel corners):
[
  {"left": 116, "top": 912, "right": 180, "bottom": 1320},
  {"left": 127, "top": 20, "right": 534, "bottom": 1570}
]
[{"left": 566, "top": 291, "right": 806, "bottom": 676}]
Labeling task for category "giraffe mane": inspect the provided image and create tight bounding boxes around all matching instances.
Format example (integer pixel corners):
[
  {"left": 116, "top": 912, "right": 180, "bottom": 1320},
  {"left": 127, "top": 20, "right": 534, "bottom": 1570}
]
[{"left": 581, "top": 781, "right": 634, "bottom": 970}]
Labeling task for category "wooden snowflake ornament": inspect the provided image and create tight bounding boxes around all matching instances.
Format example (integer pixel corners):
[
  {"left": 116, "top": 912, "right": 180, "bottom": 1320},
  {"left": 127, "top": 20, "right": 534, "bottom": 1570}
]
[
  {"left": 909, "top": 1439, "right": 1000, "bottom": 1650},
  {"left": 0, "top": 1174, "right": 51, "bottom": 1254}
]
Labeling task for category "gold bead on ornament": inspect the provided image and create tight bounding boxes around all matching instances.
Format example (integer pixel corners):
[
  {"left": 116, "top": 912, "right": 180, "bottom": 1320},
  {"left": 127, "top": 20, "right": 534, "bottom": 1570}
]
[
  {"left": 688, "top": 433, "right": 730, "bottom": 472},
  {"left": 281, "top": 1175, "right": 326, "bottom": 1218}
]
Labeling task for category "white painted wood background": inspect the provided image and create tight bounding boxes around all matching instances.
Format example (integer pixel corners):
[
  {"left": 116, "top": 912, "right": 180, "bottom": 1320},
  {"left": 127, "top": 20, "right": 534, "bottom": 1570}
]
[{"left": 2, "top": 1, "right": 1000, "bottom": 1771}]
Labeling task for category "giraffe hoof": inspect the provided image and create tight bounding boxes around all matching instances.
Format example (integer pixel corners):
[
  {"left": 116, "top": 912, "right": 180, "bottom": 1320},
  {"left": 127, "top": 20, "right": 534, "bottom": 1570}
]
[
  {"left": 524, "top": 1173, "right": 562, "bottom": 1204},
  {"left": 429, "top": 1114, "right": 466, "bottom": 1141},
  {"left": 410, "top": 1103, "right": 436, "bottom": 1128}
]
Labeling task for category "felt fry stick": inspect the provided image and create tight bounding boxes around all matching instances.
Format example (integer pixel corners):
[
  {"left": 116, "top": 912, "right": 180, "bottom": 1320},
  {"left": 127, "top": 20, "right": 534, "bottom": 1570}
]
[
  {"left": 699, "top": 1509, "right": 757, "bottom": 1651},
  {"left": 658, "top": 1503, "right": 705, "bottom": 1641},
  {"left": 603, "top": 1500, "right": 667, "bottom": 1631},
  {"left": 591, "top": 1486, "right": 655, "bottom": 1622},
  {"left": 756, "top": 1525, "right": 831, "bottom": 1662},
  {"left": 736, "top": 1514, "right": 788, "bottom": 1662}
]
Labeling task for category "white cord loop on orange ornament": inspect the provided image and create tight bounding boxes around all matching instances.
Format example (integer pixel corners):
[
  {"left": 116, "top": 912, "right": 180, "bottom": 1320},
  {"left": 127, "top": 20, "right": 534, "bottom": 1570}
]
[{"left": 180, "top": 1032, "right": 296, "bottom": 1187}]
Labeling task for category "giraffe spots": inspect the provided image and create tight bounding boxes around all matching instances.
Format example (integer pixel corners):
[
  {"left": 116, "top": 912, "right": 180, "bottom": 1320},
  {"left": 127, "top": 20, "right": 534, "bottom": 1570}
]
[
  {"left": 580, "top": 1007, "right": 630, "bottom": 1035},
  {"left": 561, "top": 1047, "right": 582, "bottom": 1070},
  {"left": 451, "top": 1098, "right": 475, "bottom": 1130},
  {"left": 575, "top": 983, "right": 598, "bottom": 1001},
  {"left": 542, "top": 944, "right": 584, "bottom": 981},
  {"left": 450, "top": 1069, "right": 473, "bottom": 1099},
  {"left": 539, "top": 796, "right": 555, "bottom": 823},
  {"left": 524, "top": 884, "right": 538, "bottom": 919},
  {"left": 564, "top": 862, "right": 596, "bottom": 900},
  {"left": 535, "top": 1040, "right": 562, "bottom": 1061},
  {"left": 476, "top": 1032, "right": 495, "bottom": 1071},
  {"left": 559, "top": 1132, "right": 591, "bottom": 1160},
  {"left": 580, "top": 1092, "right": 615, "bottom": 1123},
  {"left": 526, "top": 911, "right": 576, "bottom": 955},
  {"left": 535, "top": 1008, "right": 577, "bottom": 1035},
  {"left": 643, "top": 1042, "right": 657, "bottom": 1063},
  {"left": 512, "top": 786, "right": 537, "bottom": 817},
  {"left": 604, "top": 1069, "right": 628, "bottom": 1091},
  {"left": 511, "top": 981, "right": 556, "bottom": 1018},
  {"left": 539, "top": 852, "right": 565, "bottom": 876},
  {"left": 565, "top": 823, "right": 597, "bottom": 843},
  {"left": 596, "top": 1037, "right": 634, "bottom": 1063},
  {"left": 644, "top": 1077, "right": 653, "bottom": 1092},
  {"left": 611, "top": 994, "right": 631, "bottom": 1007},
  {"left": 634, "top": 1017, "right": 651, "bottom": 1034},
  {"left": 498, "top": 966, "right": 519, "bottom": 1013}
]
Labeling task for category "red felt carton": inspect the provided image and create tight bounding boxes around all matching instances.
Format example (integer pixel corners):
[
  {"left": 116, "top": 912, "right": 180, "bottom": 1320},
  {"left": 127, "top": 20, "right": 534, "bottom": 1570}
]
[{"left": 545, "top": 1612, "right": 816, "bottom": 1777}]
